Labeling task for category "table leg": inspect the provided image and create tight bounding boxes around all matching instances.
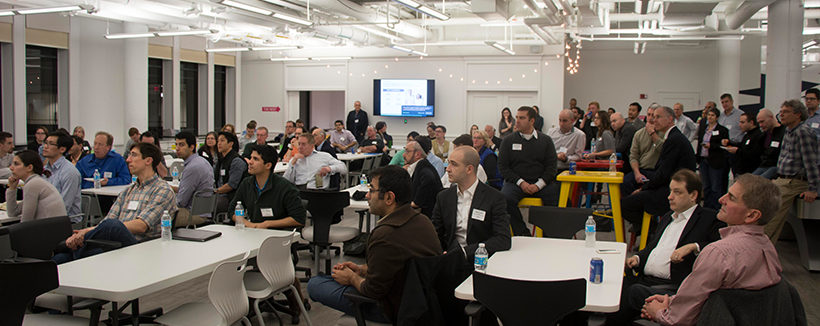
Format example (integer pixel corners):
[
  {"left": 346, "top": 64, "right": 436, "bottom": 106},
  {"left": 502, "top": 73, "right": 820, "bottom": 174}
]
[
  {"left": 131, "top": 299, "right": 140, "bottom": 326},
  {"left": 111, "top": 301, "right": 119, "bottom": 326},
  {"left": 559, "top": 181, "right": 572, "bottom": 208},
  {"left": 608, "top": 184, "right": 624, "bottom": 243}
]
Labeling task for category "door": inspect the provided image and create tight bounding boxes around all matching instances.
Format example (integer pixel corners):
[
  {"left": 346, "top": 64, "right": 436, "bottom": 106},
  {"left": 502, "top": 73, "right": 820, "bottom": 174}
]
[
  {"left": 467, "top": 91, "right": 538, "bottom": 133},
  {"left": 657, "top": 92, "right": 701, "bottom": 114}
]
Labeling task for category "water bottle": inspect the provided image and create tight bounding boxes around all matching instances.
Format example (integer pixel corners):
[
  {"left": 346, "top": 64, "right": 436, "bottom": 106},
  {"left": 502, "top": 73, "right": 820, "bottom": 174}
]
[
  {"left": 235, "top": 201, "right": 246, "bottom": 230},
  {"left": 93, "top": 169, "right": 101, "bottom": 189},
  {"left": 585, "top": 215, "right": 597, "bottom": 248},
  {"left": 171, "top": 166, "right": 179, "bottom": 186},
  {"left": 360, "top": 174, "right": 368, "bottom": 190},
  {"left": 132, "top": 174, "right": 137, "bottom": 184},
  {"left": 609, "top": 153, "right": 617, "bottom": 175},
  {"left": 161, "top": 210, "right": 172, "bottom": 242},
  {"left": 590, "top": 139, "right": 597, "bottom": 156},
  {"left": 474, "top": 243, "right": 488, "bottom": 272}
]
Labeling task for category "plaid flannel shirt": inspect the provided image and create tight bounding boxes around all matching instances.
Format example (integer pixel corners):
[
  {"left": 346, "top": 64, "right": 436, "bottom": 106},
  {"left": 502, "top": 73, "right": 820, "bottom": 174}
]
[
  {"left": 777, "top": 122, "right": 820, "bottom": 192},
  {"left": 105, "top": 174, "right": 178, "bottom": 241}
]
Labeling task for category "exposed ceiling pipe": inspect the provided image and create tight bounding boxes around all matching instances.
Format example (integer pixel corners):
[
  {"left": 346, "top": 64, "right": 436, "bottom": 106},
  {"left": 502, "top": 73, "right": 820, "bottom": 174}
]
[
  {"left": 522, "top": 0, "right": 560, "bottom": 25},
  {"left": 752, "top": 8, "right": 820, "bottom": 20},
  {"left": 725, "top": 0, "right": 777, "bottom": 30},
  {"left": 291, "top": 0, "right": 433, "bottom": 41},
  {"left": 558, "top": 0, "right": 574, "bottom": 26},
  {"left": 313, "top": 25, "right": 391, "bottom": 44}
]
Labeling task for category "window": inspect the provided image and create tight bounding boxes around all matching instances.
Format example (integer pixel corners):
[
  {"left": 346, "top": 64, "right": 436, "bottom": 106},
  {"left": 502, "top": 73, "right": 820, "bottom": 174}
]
[
  {"left": 26, "top": 45, "right": 58, "bottom": 142},
  {"left": 148, "top": 58, "right": 164, "bottom": 138},
  {"left": 180, "top": 62, "right": 198, "bottom": 134},
  {"left": 214, "top": 65, "right": 227, "bottom": 131}
]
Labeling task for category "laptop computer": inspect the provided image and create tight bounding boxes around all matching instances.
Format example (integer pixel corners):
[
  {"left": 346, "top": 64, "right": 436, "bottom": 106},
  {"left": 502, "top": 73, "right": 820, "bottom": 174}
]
[{"left": 172, "top": 228, "right": 222, "bottom": 242}]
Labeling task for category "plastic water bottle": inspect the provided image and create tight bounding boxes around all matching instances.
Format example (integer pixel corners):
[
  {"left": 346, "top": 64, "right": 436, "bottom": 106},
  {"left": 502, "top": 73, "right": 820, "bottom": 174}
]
[
  {"left": 360, "top": 174, "right": 368, "bottom": 190},
  {"left": 590, "top": 139, "right": 597, "bottom": 156},
  {"left": 609, "top": 153, "right": 617, "bottom": 175},
  {"left": 235, "top": 201, "right": 246, "bottom": 230},
  {"left": 132, "top": 174, "right": 137, "bottom": 184},
  {"left": 585, "top": 215, "right": 597, "bottom": 248},
  {"left": 161, "top": 210, "right": 172, "bottom": 242},
  {"left": 93, "top": 169, "right": 101, "bottom": 189},
  {"left": 171, "top": 166, "right": 179, "bottom": 186},
  {"left": 474, "top": 243, "right": 488, "bottom": 272}
]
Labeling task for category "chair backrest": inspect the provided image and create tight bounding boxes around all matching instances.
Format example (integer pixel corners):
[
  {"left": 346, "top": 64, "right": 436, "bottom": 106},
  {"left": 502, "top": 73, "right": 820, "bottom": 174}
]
[
  {"left": 80, "top": 195, "right": 91, "bottom": 217},
  {"left": 190, "top": 190, "right": 217, "bottom": 217},
  {"left": 0, "top": 260, "right": 60, "bottom": 326},
  {"left": 257, "top": 231, "right": 297, "bottom": 292},
  {"left": 529, "top": 206, "right": 594, "bottom": 239},
  {"left": 370, "top": 154, "right": 383, "bottom": 170},
  {"left": 8, "top": 216, "right": 73, "bottom": 260},
  {"left": 396, "top": 245, "right": 470, "bottom": 326},
  {"left": 163, "top": 155, "right": 174, "bottom": 166},
  {"left": 473, "top": 272, "right": 586, "bottom": 326},
  {"left": 696, "top": 279, "right": 807, "bottom": 326},
  {"left": 299, "top": 190, "right": 350, "bottom": 244},
  {"left": 360, "top": 156, "right": 376, "bottom": 175},
  {"left": 0, "top": 227, "right": 15, "bottom": 261},
  {"left": 208, "top": 252, "right": 251, "bottom": 326}
]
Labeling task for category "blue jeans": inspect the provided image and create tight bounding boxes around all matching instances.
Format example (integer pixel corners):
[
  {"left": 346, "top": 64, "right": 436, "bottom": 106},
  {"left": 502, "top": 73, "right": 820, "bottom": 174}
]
[
  {"left": 52, "top": 219, "right": 139, "bottom": 264},
  {"left": 501, "top": 181, "right": 560, "bottom": 236},
  {"left": 307, "top": 275, "right": 390, "bottom": 323},
  {"left": 753, "top": 166, "right": 778, "bottom": 180},
  {"left": 699, "top": 161, "right": 724, "bottom": 210}
]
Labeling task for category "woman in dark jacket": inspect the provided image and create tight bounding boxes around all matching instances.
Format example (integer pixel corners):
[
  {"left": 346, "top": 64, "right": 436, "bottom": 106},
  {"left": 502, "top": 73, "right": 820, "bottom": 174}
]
[{"left": 696, "top": 107, "right": 729, "bottom": 210}]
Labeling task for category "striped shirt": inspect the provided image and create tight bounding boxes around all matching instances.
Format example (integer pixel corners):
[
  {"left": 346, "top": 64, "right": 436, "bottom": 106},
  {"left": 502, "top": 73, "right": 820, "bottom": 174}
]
[
  {"left": 776, "top": 122, "right": 820, "bottom": 192},
  {"left": 104, "top": 174, "right": 177, "bottom": 241},
  {"left": 655, "top": 225, "right": 782, "bottom": 326}
]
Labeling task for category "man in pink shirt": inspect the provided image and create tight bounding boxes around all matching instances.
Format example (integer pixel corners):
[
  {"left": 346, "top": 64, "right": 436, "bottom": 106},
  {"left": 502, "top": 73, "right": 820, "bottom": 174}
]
[{"left": 641, "top": 174, "right": 783, "bottom": 326}]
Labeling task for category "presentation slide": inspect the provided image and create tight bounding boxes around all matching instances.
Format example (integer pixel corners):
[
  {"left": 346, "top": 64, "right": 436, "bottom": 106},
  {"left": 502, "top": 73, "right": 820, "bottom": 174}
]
[{"left": 379, "top": 79, "right": 433, "bottom": 117}]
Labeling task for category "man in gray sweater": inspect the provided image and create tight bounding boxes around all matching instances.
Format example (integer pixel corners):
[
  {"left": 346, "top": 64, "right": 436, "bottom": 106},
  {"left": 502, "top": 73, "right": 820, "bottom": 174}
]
[{"left": 498, "top": 106, "right": 560, "bottom": 236}]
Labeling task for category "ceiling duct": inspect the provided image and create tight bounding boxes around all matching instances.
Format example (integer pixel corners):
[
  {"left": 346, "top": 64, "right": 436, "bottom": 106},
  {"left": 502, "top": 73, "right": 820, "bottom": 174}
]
[
  {"left": 472, "top": 0, "right": 511, "bottom": 21},
  {"left": 291, "top": 0, "right": 433, "bottom": 41},
  {"left": 660, "top": 2, "right": 719, "bottom": 28},
  {"left": 524, "top": 17, "right": 562, "bottom": 44},
  {"left": 726, "top": 0, "right": 777, "bottom": 30}
]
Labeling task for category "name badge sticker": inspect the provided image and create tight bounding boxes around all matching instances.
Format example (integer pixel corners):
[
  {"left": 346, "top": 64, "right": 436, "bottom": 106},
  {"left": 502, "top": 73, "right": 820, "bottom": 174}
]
[
  {"left": 712, "top": 130, "right": 719, "bottom": 136},
  {"left": 726, "top": 125, "right": 732, "bottom": 130},
  {"left": 261, "top": 208, "right": 274, "bottom": 217},
  {"left": 745, "top": 139, "right": 750, "bottom": 145},
  {"left": 127, "top": 201, "right": 139, "bottom": 211},
  {"left": 771, "top": 141, "right": 780, "bottom": 148},
  {"left": 813, "top": 123, "right": 819, "bottom": 129},
  {"left": 103, "top": 172, "right": 113, "bottom": 179},
  {"left": 512, "top": 143, "right": 523, "bottom": 151},
  {"left": 220, "top": 169, "right": 226, "bottom": 176},
  {"left": 471, "top": 209, "right": 486, "bottom": 221}
]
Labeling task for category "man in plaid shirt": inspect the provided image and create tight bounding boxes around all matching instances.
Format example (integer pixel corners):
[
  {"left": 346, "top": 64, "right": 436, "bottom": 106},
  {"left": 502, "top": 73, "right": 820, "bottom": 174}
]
[
  {"left": 53, "top": 142, "right": 177, "bottom": 263},
  {"left": 766, "top": 99, "right": 820, "bottom": 244}
]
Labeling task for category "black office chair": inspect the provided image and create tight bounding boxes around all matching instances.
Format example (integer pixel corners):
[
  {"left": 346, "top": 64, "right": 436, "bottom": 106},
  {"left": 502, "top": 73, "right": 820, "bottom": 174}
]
[
  {"left": 0, "top": 260, "right": 107, "bottom": 326},
  {"left": 299, "top": 190, "right": 356, "bottom": 275},
  {"left": 528, "top": 206, "right": 594, "bottom": 239},
  {"left": 696, "top": 279, "right": 806, "bottom": 326},
  {"left": 465, "top": 272, "right": 587, "bottom": 326}
]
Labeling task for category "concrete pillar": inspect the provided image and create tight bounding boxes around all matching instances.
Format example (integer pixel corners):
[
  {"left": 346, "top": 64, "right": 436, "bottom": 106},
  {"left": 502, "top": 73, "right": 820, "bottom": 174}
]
[
  {"left": 172, "top": 36, "right": 181, "bottom": 132},
  {"left": 68, "top": 17, "right": 80, "bottom": 129},
  {"left": 717, "top": 39, "right": 741, "bottom": 102},
  {"left": 123, "top": 22, "right": 149, "bottom": 137},
  {"left": 12, "top": 15, "right": 25, "bottom": 145},
  {"left": 207, "top": 48, "right": 215, "bottom": 132},
  {"left": 766, "top": 0, "right": 804, "bottom": 111}
]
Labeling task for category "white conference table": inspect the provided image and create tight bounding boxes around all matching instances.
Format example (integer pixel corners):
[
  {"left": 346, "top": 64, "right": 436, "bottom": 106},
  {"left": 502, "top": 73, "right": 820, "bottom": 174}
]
[
  {"left": 336, "top": 153, "right": 380, "bottom": 188},
  {"left": 0, "top": 210, "right": 20, "bottom": 225},
  {"left": 454, "top": 237, "right": 627, "bottom": 313},
  {"left": 81, "top": 184, "right": 131, "bottom": 197},
  {"left": 342, "top": 186, "right": 377, "bottom": 232},
  {"left": 53, "top": 225, "right": 292, "bottom": 325}
]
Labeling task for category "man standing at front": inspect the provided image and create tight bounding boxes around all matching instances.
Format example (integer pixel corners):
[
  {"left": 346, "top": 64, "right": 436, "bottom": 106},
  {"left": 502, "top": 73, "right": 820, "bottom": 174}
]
[
  {"left": 172, "top": 131, "right": 214, "bottom": 227},
  {"left": 347, "top": 101, "right": 369, "bottom": 143},
  {"left": 498, "top": 106, "right": 560, "bottom": 236},
  {"left": 42, "top": 131, "right": 82, "bottom": 222},
  {"left": 283, "top": 133, "right": 347, "bottom": 190},
  {"left": 76, "top": 131, "right": 131, "bottom": 189},
  {"left": 765, "top": 99, "right": 820, "bottom": 244},
  {"left": 547, "top": 109, "right": 586, "bottom": 173},
  {"left": 642, "top": 175, "right": 783, "bottom": 326},
  {"left": 307, "top": 166, "right": 442, "bottom": 323}
]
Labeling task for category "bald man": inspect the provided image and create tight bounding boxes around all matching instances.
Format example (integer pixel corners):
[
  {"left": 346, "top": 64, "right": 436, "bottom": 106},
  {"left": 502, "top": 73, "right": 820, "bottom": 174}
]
[
  {"left": 611, "top": 112, "right": 637, "bottom": 171},
  {"left": 431, "top": 146, "right": 511, "bottom": 262},
  {"left": 547, "top": 109, "right": 586, "bottom": 172},
  {"left": 485, "top": 125, "right": 502, "bottom": 151},
  {"left": 752, "top": 109, "right": 786, "bottom": 180}
]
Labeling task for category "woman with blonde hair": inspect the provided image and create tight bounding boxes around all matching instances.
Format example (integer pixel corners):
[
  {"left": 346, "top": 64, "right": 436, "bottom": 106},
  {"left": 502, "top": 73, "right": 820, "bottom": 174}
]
[{"left": 472, "top": 130, "right": 502, "bottom": 189}]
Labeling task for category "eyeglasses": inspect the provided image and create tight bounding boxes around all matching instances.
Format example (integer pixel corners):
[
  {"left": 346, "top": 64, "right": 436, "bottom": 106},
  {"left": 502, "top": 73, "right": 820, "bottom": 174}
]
[
  {"left": 806, "top": 97, "right": 819, "bottom": 101},
  {"left": 44, "top": 141, "right": 57, "bottom": 147}
]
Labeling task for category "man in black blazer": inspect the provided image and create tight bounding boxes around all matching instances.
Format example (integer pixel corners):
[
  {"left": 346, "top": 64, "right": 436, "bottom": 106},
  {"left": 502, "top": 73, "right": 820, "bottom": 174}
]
[
  {"left": 723, "top": 112, "right": 764, "bottom": 175},
  {"left": 621, "top": 106, "right": 697, "bottom": 241},
  {"left": 311, "top": 127, "right": 337, "bottom": 159},
  {"left": 431, "top": 147, "right": 511, "bottom": 262},
  {"left": 605, "top": 169, "right": 724, "bottom": 325},
  {"left": 403, "top": 138, "right": 442, "bottom": 218},
  {"left": 611, "top": 112, "right": 637, "bottom": 173}
]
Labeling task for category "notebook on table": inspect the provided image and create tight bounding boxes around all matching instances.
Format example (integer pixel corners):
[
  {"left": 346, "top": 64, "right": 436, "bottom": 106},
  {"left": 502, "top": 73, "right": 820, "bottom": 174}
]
[{"left": 172, "top": 228, "right": 222, "bottom": 242}]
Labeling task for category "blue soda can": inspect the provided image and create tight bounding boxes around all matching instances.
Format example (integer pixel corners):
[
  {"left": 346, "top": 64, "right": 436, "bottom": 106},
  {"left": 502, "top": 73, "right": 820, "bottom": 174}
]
[
  {"left": 590, "top": 257, "right": 604, "bottom": 284},
  {"left": 569, "top": 161, "right": 577, "bottom": 175}
]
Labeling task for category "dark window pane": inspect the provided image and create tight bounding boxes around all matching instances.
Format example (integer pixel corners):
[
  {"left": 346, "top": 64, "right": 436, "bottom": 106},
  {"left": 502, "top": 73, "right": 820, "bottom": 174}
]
[
  {"left": 180, "top": 62, "right": 198, "bottom": 134},
  {"left": 214, "top": 65, "right": 227, "bottom": 131},
  {"left": 148, "top": 58, "right": 163, "bottom": 138},
  {"left": 26, "top": 45, "right": 58, "bottom": 143}
]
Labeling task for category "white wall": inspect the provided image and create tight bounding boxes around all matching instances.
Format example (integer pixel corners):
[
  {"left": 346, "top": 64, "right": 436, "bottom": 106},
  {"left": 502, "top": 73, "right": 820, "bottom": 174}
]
[
  {"left": 240, "top": 55, "right": 565, "bottom": 140},
  {"left": 310, "top": 91, "right": 345, "bottom": 130}
]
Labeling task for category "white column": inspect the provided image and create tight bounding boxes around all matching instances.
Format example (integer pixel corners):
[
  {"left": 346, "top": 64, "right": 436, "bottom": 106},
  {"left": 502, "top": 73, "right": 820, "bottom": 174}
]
[
  {"left": 234, "top": 51, "right": 242, "bottom": 125},
  {"left": 765, "top": 0, "right": 804, "bottom": 111},
  {"left": 12, "top": 15, "right": 25, "bottom": 145},
  {"left": 716, "top": 39, "right": 741, "bottom": 102},
  {"left": 123, "top": 22, "right": 149, "bottom": 137},
  {"left": 172, "top": 36, "right": 181, "bottom": 132},
  {"left": 207, "top": 50, "right": 215, "bottom": 132},
  {"left": 68, "top": 17, "right": 80, "bottom": 129}
]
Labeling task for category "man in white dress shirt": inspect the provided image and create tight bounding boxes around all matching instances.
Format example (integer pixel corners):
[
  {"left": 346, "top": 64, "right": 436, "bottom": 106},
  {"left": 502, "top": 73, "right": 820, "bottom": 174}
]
[{"left": 283, "top": 133, "right": 347, "bottom": 189}]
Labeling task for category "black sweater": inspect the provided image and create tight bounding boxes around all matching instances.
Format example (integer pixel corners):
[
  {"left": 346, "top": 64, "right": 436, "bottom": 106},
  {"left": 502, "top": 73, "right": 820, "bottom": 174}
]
[{"left": 497, "top": 131, "right": 558, "bottom": 185}]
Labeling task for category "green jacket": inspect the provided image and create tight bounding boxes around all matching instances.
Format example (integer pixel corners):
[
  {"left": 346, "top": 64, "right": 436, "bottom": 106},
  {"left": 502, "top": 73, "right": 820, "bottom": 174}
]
[{"left": 228, "top": 172, "right": 306, "bottom": 226}]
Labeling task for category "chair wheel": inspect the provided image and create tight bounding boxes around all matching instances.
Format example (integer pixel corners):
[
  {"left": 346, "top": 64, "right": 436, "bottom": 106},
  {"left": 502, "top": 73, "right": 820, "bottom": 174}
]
[
  {"left": 304, "top": 299, "right": 311, "bottom": 311},
  {"left": 291, "top": 316, "right": 300, "bottom": 324}
]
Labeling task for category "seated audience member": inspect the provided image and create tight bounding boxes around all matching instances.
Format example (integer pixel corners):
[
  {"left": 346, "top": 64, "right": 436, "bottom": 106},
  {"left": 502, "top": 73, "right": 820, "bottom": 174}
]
[
  {"left": 484, "top": 125, "right": 502, "bottom": 152},
  {"left": 547, "top": 109, "right": 586, "bottom": 174},
  {"left": 498, "top": 106, "right": 560, "bottom": 236},
  {"left": 172, "top": 131, "right": 215, "bottom": 227},
  {"left": 283, "top": 133, "right": 347, "bottom": 190},
  {"left": 214, "top": 131, "right": 247, "bottom": 213},
  {"left": 221, "top": 123, "right": 236, "bottom": 135},
  {"left": 238, "top": 120, "right": 257, "bottom": 150},
  {"left": 73, "top": 126, "right": 91, "bottom": 155},
  {"left": 28, "top": 126, "right": 48, "bottom": 151},
  {"left": 198, "top": 131, "right": 219, "bottom": 166},
  {"left": 228, "top": 145, "right": 305, "bottom": 229},
  {"left": 579, "top": 102, "right": 601, "bottom": 150},
  {"left": 359, "top": 126, "right": 385, "bottom": 153},
  {"left": 375, "top": 121, "right": 393, "bottom": 150},
  {"left": 402, "top": 139, "right": 443, "bottom": 218},
  {"left": 415, "top": 136, "right": 445, "bottom": 177},
  {"left": 307, "top": 165, "right": 442, "bottom": 323},
  {"left": 641, "top": 175, "right": 783, "bottom": 326},
  {"left": 330, "top": 120, "right": 357, "bottom": 153},
  {"left": 42, "top": 131, "right": 82, "bottom": 221},
  {"left": 572, "top": 107, "right": 585, "bottom": 130},
  {"left": 140, "top": 131, "right": 168, "bottom": 178},
  {"left": 312, "top": 127, "right": 337, "bottom": 158},
  {"left": 67, "top": 135, "right": 87, "bottom": 165},
  {"left": 0, "top": 131, "right": 14, "bottom": 178},
  {"left": 605, "top": 170, "right": 724, "bottom": 325},
  {"left": 282, "top": 131, "right": 302, "bottom": 162},
  {"left": 612, "top": 112, "right": 637, "bottom": 170},
  {"left": 241, "top": 120, "right": 257, "bottom": 137},
  {"left": 696, "top": 107, "right": 729, "bottom": 210},
  {"left": 627, "top": 102, "right": 646, "bottom": 130},
  {"left": 279, "top": 121, "right": 298, "bottom": 160},
  {"left": 441, "top": 134, "right": 487, "bottom": 188},
  {"left": 432, "top": 146, "right": 511, "bottom": 262},
  {"left": 723, "top": 112, "right": 764, "bottom": 175},
  {"left": 583, "top": 110, "right": 615, "bottom": 159},
  {"left": 53, "top": 143, "right": 177, "bottom": 263},
  {"left": 622, "top": 106, "right": 664, "bottom": 195},
  {"left": 242, "top": 127, "right": 269, "bottom": 159},
  {"left": 470, "top": 131, "right": 498, "bottom": 188},
  {"left": 752, "top": 109, "right": 786, "bottom": 179},
  {"left": 533, "top": 105, "right": 545, "bottom": 132},
  {"left": 76, "top": 131, "right": 132, "bottom": 189},
  {"left": 5, "top": 150, "right": 67, "bottom": 222},
  {"left": 124, "top": 127, "right": 140, "bottom": 159},
  {"left": 426, "top": 123, "right": 437, "bottom": 139},
  {"left": 389, "top": 132, "right": 419, "bottom": 166},
  {"left": 621, "top": 106, "right": 697, "bottom": 240},
  {"left": 432, "top": 125, "right": 451, "bottom": 160}
]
